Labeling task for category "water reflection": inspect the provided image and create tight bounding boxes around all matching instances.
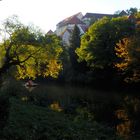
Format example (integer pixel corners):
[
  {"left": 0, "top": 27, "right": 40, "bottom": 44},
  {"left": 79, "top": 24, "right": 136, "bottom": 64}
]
[
  {"left": 115, "top": 109, "right": 132, "bottom": 139},
  {"left": 24, "top": 83, "right": 140, "bottom": 139},
  {"left": 50, "top": 101, "right": 63, "bottom": 112},
  {"left": 114, "top": 95, "right": 140, "bottom": 139},
  {"left": 25, "top": 86, "right": 36, "bottom": 92}
]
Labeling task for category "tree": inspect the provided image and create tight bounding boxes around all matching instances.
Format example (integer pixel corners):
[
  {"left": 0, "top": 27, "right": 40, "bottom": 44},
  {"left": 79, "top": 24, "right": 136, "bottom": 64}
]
[
  {"left": 69, "top": 25, "right": 81, "bottom": 71},
  {"left": 126, "top": 8, "right": 138, "bottom": 15},
  {"left": 76, "top": 16, "right": 135, "bottom": 69},
  {"left": 69, "top": 25, "right": 88, "bottom": 81},
  {"left": 60, "top": 25, "right": 88, "bottom": 83},
  {"left": 115, "top": 14, "right": 140, "bottom": 83},
  {"left": 75, "top": 16, "right": 136, "bottom": 86},
  {"left": 0, "top": 16, "right": 63, "bottom": 80},
  {"left": 115, "top": 35, "right": 140, "bottom": 82}
]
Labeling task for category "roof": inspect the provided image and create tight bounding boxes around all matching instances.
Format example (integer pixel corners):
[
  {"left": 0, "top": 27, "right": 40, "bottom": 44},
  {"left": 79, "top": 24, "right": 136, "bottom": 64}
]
[
  {"left": 47, "top": 30, "right": 54, "bottom": 35},
  {"left": 119, "top": 10, "right": 128, "bottom": 16},
  {"left": 83, "top": 13, "right": 113, "bottom": 19},
  {"left": 57, "top": 12, "right": 84, "bottom": 27}
]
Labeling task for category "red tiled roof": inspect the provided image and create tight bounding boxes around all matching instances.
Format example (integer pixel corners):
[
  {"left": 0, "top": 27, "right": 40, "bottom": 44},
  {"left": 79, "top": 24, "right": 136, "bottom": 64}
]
[
  {"left": 57, "top": 12, "right": 84, "bottom": 27},
  {"left": 47, "top": 30, "right": 54, "bottom": 35}
]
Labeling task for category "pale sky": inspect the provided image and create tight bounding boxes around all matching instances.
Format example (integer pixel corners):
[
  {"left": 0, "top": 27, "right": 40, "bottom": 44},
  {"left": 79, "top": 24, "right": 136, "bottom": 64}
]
[{"left": 0, "top": 0, "right": 140, "bottom": 33}]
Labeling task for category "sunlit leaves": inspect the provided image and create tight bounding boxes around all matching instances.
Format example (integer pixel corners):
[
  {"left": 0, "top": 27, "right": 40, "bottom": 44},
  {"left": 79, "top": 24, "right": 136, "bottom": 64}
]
[
  {"left": 115, "top": 38, "right": 130, "bottom": 70},
  {"left": 0, "top": 45, "right": 6, "bottom": 68},
  {"left": 115, "top": 36, "right": 140, "bottom": 82},
  {"left": 76, "top": 16, "right": 135, "bottom": 69},
  {"left": 45, "top": 60, "right": 62, "bottom": 78},
  {"left": 0, "top": 17, "right": 63, "bottom": 79},
  {"left": 14, "top": 36, "right": 63, "bottom": 79}
]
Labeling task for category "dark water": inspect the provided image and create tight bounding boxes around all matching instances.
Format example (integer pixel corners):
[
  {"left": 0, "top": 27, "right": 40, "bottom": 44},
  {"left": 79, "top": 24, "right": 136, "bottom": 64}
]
[{"left": 25, "top": 83, "right": 140, "bottom": 139}]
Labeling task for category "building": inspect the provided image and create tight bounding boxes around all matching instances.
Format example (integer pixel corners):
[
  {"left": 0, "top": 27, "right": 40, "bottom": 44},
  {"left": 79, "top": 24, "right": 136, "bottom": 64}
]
[
  {"left": 55, "top": 12, "right": 113, "bottom": 46},
  {"left": 82, "top": 13, "right": 113, "bottom": 26},
  {"left": 56, "top": 12, "right": 87, "bottom": 35},
  {"left": 46, "top": 30, "right": 54, "bottom": 35}
]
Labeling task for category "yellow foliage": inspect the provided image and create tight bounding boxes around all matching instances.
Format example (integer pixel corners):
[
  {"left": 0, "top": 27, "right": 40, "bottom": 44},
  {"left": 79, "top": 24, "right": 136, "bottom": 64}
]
[
  {"left": 0, "top": 17, "right": 63, "bottom": 80},
  {"left": 0, "top": 45, "right": 6, "bottom": 68},
  {"left": 115, "top": 36, "right": 140, "bottom": 82},
  {"left": 50, "top": 101, "right": 63, "bottom": 112},
  {"left": 115, "top": 109, "right": 132, "bottom": 138},
  {"left": 44, "top": 60, "right": 62, "bottom": 78},
  {"left": 21, "top": 96, "right": 28, "bottom": 101}
]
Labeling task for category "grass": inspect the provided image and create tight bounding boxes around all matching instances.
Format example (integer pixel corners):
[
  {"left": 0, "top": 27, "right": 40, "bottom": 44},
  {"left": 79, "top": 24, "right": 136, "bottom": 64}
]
[{"left": 0, "top": 97, "right": 120, "bottom": 140}]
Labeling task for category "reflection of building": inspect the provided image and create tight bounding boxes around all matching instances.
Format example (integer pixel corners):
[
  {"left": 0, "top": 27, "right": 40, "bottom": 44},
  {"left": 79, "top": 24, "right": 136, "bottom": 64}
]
[{"left": 55, "top": 12, "right": 113, "bottom": 46}]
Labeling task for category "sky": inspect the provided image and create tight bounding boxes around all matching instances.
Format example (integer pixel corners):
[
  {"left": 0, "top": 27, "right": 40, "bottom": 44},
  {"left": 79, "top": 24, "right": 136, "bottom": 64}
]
[{"left": 0, "top": 0, "right": 140, "bottom": 33}]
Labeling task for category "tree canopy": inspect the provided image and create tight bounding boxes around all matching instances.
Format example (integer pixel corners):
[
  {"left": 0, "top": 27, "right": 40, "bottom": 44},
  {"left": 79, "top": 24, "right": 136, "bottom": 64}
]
[
  {"left": 76, "top": 16, "right": 135, "bottom": 69},
  {"left": 0, "top": 16, "right": 63, "bottom": 79}
]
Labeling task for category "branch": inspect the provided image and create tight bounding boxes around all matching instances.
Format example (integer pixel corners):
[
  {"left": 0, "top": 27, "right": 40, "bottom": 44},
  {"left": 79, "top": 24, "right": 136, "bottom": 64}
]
[{"left": 21, "top": 48, "right": 41, "bottom": 63}]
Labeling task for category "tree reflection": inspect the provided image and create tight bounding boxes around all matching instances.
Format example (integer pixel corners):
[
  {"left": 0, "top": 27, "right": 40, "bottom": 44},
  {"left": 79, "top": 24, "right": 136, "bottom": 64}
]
[
  {"left": 50, "top": 101, "right": 63, "bottom": 112},
  {"left": 115, "top": 95, "right": 140, "bottom": 139},
  {"left": 115, "top": 109, "right": 132, "bottom": 139}
]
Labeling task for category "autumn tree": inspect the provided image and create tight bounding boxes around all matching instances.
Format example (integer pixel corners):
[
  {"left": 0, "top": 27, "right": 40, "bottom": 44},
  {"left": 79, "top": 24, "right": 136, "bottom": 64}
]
[
  {"left": 115, "top": 35, "right": 140, "bottom": 82},
  {"left": 0, "top": 16, "right": 63, "bottom": 80}
]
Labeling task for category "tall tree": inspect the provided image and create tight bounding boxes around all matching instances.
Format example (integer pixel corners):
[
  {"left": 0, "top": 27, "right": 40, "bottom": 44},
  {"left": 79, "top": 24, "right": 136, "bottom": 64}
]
[
  {"left": 69, "top": 25, "right": 81, "bottom": 71},
  {"left": 0, "top": 16, "right": 63, "bottom": 80}
]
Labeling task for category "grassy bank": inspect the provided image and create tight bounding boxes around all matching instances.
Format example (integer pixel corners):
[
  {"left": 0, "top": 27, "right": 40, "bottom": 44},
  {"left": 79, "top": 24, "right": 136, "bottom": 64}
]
[{"left": 0, "top": 96, "right": 121, "bottom": 140}]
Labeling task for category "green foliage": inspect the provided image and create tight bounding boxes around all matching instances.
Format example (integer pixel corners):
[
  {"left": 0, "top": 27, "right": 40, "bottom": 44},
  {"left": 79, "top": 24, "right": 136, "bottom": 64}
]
[
  {"left": 69, "top": 25, "right": 81, "bottom": 72},
  {"left": 1, "top": 98, "right": 119, "bottom": 140},
  {"left": 70, "top": 25, "right": 81, "bottom": 49},
  {"left": 0, "top": 16, "right": 63, "bottom": 79},
  {"left": 74, "top": 107, "right": 94, "bottom": 122},
  {"left": 126, "top": 8, "right": 138, "bottom": 15},
  {"left": 76, "top": 16, "right": 135, "bottom": 70},
  {"left": 136, "top": 12, "right": 140, "bottom": 18}
]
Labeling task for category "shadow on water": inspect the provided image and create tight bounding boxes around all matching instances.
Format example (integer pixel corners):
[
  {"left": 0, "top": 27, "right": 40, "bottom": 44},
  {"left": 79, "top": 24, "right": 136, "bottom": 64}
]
[{"left": 23, "top": 82, "right": 140, "bottom": 139}]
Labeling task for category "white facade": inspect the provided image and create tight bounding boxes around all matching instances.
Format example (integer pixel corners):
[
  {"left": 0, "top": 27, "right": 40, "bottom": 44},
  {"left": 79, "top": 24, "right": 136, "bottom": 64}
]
[
  {"left": 55, "top": 12, "right": 88, "bottom": 46},
  {"left": 61, "top": 30, "right": 71, "bottom": 47},
  {"left": 56, "top": 26, "right": 67, "bottom": 36},
  {"left": 55, "top": 12, "right": 113, "bottom": 46}
]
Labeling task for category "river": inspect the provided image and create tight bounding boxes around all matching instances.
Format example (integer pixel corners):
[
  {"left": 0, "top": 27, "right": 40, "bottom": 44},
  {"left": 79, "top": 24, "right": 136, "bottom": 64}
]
[{"left": 25, "top": 82, "right": 140, "bottom": 139}]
